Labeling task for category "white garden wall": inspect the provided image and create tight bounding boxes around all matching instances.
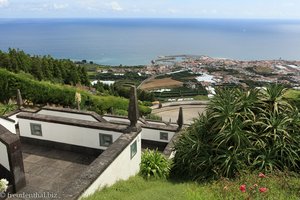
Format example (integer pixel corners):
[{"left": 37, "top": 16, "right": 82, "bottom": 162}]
[
  {"left": 18, "top": 119, "right": 122, "bottom": 150},
  {"left": 141, "top": 128, "right": 175, "bottom": 143},
  {"left": 103, "top": 116, "right": 176, "bottom": 143},
  {"left": 7, "top": 113, "right": 19, "bottom": 123},
  {"left": 81, "top": 133, "right": 141, "bottom": 198},
  {"left": 0, "top": 141, "right": 10, "bottom": 171},
  {"left": 0, "top": 118, "right": 16, "bottom": 134},
  {"left": 37, "top": 110, "right": 98, "bottom": 122}
]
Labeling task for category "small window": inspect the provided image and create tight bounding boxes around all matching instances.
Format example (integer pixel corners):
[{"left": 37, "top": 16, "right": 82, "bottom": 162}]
[
  {"left": 130, "top": 140, "right": 137, "bottom": 159},
  {"left": 160, "top": 132, "right": 168, "bottom": 141},
  {"left": 30, "top": 123, "right": 42, "bottom": 136},
  {"left": 99, "top": 134, "right": 113, "bottom": 147}
]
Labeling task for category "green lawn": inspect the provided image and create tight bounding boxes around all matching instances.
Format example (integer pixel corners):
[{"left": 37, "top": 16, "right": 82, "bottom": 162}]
[
  {"left": 83, "top": 172, "right": 300, "bottom": 200},
  {"left": 193, "top": 95, "right": 209, "bottom": 101}
]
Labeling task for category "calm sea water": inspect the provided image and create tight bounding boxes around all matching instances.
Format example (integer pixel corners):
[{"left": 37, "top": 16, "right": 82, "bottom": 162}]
[{"left": 0, "top": 18, "right": 300, "bottom": 65}]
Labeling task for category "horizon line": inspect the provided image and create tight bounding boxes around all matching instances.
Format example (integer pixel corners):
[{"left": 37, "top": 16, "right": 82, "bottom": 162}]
[{"left": 1, "top": 17, "right": 300, "bottom": 21}]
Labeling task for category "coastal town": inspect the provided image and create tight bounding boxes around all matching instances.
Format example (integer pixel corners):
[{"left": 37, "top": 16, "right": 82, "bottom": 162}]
[{"left": 90, "top": 55, "right": 300, "bottom": 101}]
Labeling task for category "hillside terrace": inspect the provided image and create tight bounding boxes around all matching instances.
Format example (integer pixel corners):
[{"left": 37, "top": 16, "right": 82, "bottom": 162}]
[{"left": 0, "top": 87, "right": 182, "bottom": 199}]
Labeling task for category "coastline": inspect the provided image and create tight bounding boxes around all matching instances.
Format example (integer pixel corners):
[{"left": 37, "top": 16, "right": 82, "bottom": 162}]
[{"left": 1, "top": 18, "right": 300, "bottom": 65}]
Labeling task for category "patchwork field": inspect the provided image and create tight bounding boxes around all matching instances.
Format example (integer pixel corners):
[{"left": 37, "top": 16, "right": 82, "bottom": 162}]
[{"left": 140, "top": 78, "right": 183, "bottom": 90}]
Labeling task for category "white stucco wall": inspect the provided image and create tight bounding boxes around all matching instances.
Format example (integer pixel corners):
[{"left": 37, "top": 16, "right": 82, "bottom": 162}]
[
  {"left": 37, "top": 110, "right": 98, "bottom": 122},
  {"left": 18, "top": 119, "right": 122, "bottom": 150},
  {"left": 81, "top": 133, "right": 142, "bottom": 198},
  {"left": 0, "top": 118, "right": 16, "bottom": 134},
  {"left": 8, "top": 113, "right": 19, "bottom": 124},
  {"left": 141, "top": 128, "right": 175, "bottom": 143},
  {"left": 0, "top": 141, "right": 10, "bottom": 171},
  {"left": 103, "top": 116, "right": 176, "bottom": 143}
]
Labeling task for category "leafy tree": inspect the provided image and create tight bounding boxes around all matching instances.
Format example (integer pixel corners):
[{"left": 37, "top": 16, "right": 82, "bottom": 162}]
[
  {"left": 31, "top": 57, "right": 44, "bottom": 80},
  {"left": 0, "top": 48, "right": 90, "bottom": 86}
]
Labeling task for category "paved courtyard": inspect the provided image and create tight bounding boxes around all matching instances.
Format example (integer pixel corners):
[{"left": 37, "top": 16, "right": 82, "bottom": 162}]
[
  {"left": 11, "top": 143, "right": 98, "bottom": 199},
  {"left": 152, "top": 105, "right": 207, "bottom": 124}
]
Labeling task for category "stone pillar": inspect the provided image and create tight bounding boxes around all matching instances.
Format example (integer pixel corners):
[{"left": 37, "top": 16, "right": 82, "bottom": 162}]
[
  {"left": 127, "top": 86, "right": 139, "bottom": 132},
  {"left": 16, "top": 89, "right": 23, "bottom": 109},
  {"left": 177, "top": 107, "right": 183, "bottom": 130},
  {"left": 0, "top": 125, "right": 26, "bottom": 193}
]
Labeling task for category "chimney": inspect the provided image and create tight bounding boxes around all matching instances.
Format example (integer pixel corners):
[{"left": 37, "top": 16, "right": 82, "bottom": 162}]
[
  {"left": 16, "top": 89, "right": 23, "bottom": 109},
  {"left": 177, "top": 107, "right": 183, "bottom": 130}
]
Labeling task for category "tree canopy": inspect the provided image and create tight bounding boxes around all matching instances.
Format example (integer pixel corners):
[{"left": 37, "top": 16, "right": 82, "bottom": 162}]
[{"left": 0, "top": 48, "right": 89, "bottom": 86}]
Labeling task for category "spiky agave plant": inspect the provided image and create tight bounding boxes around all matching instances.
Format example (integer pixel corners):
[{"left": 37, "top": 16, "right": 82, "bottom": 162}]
[{"left": 172, "top": 84, "right": 300, "bottom": 180}]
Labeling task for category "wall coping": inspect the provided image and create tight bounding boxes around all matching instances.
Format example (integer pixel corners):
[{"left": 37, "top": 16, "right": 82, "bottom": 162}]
[
  {"left": 107, "top": 119, "right": 178, "bottom": 132},
  {"left": 60, "top": 130, "right": 141, "bottom": 199},
  {"left": 17, "top": 112, "right": 128, "bottom": 133},
  {"left": 41, "top": 106, "right": 107, "bottom": 123},
  {"left": 3, "top": 109, "right": 22, "bottom": 118},
  {"left": 163, "top": 130, "right": 184, "bottom": 158},
  {"left": 0, "top": 116, "right": 15, "bottom": 123},
  {"left": 0, "top": 125, "right": 19, "bottom": 145},
  {"left": 104, "top": 114, "right": 174, "bottom": 125}
]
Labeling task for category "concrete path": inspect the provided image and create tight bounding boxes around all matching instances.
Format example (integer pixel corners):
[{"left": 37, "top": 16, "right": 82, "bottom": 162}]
[{"left": 152, "top": 105, "right": 207, "bottom": 124}]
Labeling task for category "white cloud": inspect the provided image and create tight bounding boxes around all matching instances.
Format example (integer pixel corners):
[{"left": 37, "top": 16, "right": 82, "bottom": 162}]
[
  {"left": 53, "top": 3, "right": 69, "bottom": 10},
  {"left": 110, "top": 1, "right": 123, "bottom": 11},
  {"left": 167, "top": 8, "right": 178, "bottom": 14},
  {"left": 0, "top": 0, "right": 8, "bottom": 8},
  {"left": 131, "top": 5, "right": 141, "bottom": 13}
]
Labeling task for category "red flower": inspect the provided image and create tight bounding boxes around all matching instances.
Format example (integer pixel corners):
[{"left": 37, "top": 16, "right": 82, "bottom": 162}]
[
  {"left": 240, "top": 184, "right": 246, "bottom": 193},
  {"left": 258, "top": 173, "right": 266, "bottom": 178},
  {"left": 259, "top": 187, "right": 268, "bottom": 193}
]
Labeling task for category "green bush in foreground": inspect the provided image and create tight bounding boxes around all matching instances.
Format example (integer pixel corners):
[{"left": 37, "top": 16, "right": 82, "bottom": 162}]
[
  {"left": 140, "top": 149, "right": 170, "bottom": 179},
  {"left": 172, "top": 84, "right": 300, "bottom": 181}
]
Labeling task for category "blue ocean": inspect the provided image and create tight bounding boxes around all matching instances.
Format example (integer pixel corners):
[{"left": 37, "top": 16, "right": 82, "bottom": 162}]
[{"left": 0, "top": 18, "right": 300, "bottom": 65}]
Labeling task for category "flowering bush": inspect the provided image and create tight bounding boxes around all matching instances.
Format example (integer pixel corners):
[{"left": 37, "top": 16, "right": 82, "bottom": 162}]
[
  {"left": 258, "top": 173, "right": 266, "bottom": 178},
  {"left": 0, "top": 179, "right": 8, "bottom": 192},
  {"left": 259, "top": 187, "right": 268, "bottom": 193},
  {"left": 239, "top": 184, "right": 246, "bottom": 193},
  {"left": 238, "top": 173, "right": 268, "bottom": 199}
]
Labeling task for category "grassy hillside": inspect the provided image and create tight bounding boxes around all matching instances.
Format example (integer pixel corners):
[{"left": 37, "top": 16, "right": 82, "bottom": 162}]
[{"left": 83, "top": 173, "right": 300, "bottom": 200}]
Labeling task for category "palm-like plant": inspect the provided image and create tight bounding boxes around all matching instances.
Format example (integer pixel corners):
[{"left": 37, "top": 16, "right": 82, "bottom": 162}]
[
  {"left": 0, "top": 103, "right": 16, "bottom": 116},
  {"left": 172, "top": 84, "right": 300, "bottom": 180},
  {"left": 140, "top": 149, "right": 171, "bottom": 179}
]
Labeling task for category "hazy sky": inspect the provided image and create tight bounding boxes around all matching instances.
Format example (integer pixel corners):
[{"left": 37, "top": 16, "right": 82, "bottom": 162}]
[{"left": 1, "top": 0, "right": 300, "bottom": 19}]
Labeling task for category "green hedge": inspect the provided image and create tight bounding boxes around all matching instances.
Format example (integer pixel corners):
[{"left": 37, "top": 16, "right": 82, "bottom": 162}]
[{"left": 0, "top": 69, "right": 151, "bottom": 116}]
